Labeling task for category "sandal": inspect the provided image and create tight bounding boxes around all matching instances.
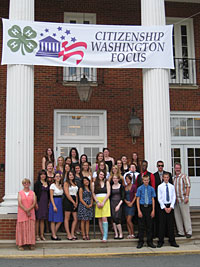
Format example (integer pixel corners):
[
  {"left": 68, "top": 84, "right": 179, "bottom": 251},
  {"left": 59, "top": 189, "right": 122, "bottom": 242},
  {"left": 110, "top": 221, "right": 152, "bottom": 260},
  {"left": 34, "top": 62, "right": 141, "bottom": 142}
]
[
  {"left": 40, "top": 236, "right": 46, "bottom": 241},
  {"left": 82, "top": 236, "right": 86, "bottom": 240},
  {"left": 72, "top": 236, "right": 78, "bottom": 240},
  {"left": 28, "top": 245, "right": 35, "bottom": 250},
  {"left": 86, "top": 235, "right": 90, "bottom": 240},
  {"left": 36, "top": 236, "right": 41, "bottom": 241},
  {"left": 18, "top": 246, "right": 24, "bottom": 251}
]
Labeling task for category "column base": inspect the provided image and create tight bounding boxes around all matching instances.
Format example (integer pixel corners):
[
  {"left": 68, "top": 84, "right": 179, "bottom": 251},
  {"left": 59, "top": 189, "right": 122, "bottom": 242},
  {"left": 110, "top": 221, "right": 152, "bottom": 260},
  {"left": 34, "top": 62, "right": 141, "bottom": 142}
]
[{"left": 0, "top": 195, "right": 18, "bottom": 214}]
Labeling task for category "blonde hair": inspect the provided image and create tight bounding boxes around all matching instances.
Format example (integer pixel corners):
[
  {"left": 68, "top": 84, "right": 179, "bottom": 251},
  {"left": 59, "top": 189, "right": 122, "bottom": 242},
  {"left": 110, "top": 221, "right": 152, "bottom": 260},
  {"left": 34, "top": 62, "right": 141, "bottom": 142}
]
[
  {"left": 22, "top": 178, "right": 31, "bottom": 185},
  {"left": 108, "top": 165, "right": 123, "bottom": 183}
]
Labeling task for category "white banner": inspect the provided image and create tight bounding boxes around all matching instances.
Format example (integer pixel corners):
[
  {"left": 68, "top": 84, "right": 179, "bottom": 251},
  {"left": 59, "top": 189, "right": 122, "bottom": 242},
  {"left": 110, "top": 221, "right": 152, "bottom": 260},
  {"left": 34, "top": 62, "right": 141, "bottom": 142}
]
[{"left": 1, "top": 19, "right": 174, "bottom": 69}]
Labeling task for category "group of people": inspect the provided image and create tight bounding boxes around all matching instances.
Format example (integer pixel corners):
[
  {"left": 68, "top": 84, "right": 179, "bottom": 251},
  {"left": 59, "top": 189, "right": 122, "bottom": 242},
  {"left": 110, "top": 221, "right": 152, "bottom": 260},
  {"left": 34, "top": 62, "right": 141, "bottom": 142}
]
[{"left": 15, "top": 147, "right": 192, "bottom": 251}]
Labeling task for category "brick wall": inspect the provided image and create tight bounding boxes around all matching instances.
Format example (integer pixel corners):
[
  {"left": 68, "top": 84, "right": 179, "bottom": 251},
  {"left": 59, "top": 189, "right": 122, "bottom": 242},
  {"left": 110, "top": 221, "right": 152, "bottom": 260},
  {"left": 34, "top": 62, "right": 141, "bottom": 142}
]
[
  {"left": 0, "top": 215, "right": 17, "bottom": 240},
  {"left": 0, "top": 0, "right": 200, "bottom": 206}
]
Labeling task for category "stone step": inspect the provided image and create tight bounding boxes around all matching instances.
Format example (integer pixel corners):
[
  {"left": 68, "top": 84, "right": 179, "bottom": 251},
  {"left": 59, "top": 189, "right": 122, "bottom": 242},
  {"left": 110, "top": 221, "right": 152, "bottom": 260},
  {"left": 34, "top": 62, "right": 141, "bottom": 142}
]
[
  {"left": 190, "top": 210, "right": 200, "bottom": 216},
  {"left": 191, "top": 215, "right": 200, "bottom": 223},
  {"left": 1, "top": 235, "right": 199, "bottom": 249}
]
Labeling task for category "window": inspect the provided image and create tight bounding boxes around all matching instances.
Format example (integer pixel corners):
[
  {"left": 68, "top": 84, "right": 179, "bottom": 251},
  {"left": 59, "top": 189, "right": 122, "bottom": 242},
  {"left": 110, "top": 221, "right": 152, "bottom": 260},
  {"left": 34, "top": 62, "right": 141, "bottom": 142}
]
[
  {"left": 54, "top": 110, "right": 107, "bottom": 164},
  {"left": 167, "top": 18, "right": 196, "bottom": 85},
  {"left": 171, "top": 115, "right": 200, "bottom": 137},
  {"left": 64, "top": 12, "right": 97, "bottom": 82},
  {"left": 171, "top": 112, "right": 200, "bottom": 206}
]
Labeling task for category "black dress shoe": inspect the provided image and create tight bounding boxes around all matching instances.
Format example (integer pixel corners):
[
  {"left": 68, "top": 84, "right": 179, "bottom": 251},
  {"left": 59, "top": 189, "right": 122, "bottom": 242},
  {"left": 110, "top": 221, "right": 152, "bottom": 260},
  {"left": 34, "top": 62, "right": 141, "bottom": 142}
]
[
  {"left": 137, "top": 242, "right": 143, "bottom": 249},
  {"left": 147, "top": 242, "right": 156, "bottom": 248},
  {"left": 170, "top": 242, "right": 179, "bottom": 247},
  {"left": 157, "top": 242, "right": 163, "bottom": 248},
  {"left": 186, "top": 234, "right": 192, "bottom": 238},
  {"left": 176, "top": 233, "right": 185, "bottom": 237},
  {"left": 51, "top": 236, "right": 61, "bottom": 241}
]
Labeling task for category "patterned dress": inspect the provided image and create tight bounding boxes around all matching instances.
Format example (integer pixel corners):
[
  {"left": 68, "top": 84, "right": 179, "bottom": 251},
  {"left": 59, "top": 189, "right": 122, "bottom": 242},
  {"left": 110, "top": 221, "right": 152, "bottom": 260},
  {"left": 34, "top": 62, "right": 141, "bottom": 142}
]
[{"left": 78, "top": 189, "right": 93, "bottom": 220}]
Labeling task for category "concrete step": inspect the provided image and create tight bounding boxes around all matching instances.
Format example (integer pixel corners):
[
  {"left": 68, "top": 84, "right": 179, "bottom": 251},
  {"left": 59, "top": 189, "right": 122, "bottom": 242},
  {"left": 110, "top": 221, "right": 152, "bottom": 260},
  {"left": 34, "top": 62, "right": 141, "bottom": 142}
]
[
  {"left": 191, "top": 215, "right": 200, "bottom": 223},
  {"left": 190, "top": 210, "right": 200, "bottom": 216},
  {"left": 191, "top": 221, "right": 200, "bottom": 230},
  {"left": 1, "top": 235, "right": 199, "bottom": 249}
]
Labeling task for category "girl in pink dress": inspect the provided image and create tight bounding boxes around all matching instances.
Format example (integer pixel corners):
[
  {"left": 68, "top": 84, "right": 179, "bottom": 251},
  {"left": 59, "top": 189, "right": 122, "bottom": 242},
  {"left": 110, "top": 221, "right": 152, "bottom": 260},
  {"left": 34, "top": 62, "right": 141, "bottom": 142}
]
[{"left": 16, "top": 178, "right": 36, "bottom": 250}]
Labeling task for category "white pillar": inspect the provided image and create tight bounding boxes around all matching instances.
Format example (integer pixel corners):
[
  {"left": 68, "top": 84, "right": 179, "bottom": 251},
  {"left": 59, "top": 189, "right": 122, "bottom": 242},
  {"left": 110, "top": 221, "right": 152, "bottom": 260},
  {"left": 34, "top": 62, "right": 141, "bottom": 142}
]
[
  {"left": 0, "top": 0, "right": 34, "bottom": 214},
  {"left": 141, "top": 0, "right": 171, "bottom": 173}
]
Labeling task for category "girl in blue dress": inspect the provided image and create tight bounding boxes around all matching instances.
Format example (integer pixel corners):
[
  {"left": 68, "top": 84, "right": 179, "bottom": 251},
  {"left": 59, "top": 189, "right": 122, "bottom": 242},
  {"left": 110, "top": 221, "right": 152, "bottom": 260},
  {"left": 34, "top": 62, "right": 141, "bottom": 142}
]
[
  {"left": 48, "top": 171, "right": 63, "bottom": 240},
  {"left": 78, "top": 177, "right": 93, "bottom": 240}
]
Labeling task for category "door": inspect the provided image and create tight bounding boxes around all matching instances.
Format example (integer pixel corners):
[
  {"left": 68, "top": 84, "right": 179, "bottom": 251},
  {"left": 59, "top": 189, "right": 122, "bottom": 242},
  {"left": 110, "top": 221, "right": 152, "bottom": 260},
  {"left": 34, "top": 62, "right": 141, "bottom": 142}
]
[
  {"left": 171, "top": 145, "right": 200, "bottom": 206},
  {"left": 57, "top": 144, "right": 103, "bottom": 165},
  {"left": 54, "top": 109, "right": 107, "bottom": 165}
]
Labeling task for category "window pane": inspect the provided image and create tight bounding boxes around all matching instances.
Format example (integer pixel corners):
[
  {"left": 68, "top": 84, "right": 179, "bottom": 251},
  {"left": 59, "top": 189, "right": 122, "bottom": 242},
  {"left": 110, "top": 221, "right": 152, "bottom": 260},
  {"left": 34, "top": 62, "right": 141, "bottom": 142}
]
[
  {"left": 196, "top": 168, "right": 200, "bottom": 176},
  {"left": 60, "top": 147, "right": 69, "bottom": 159},
  {"left": 194, "top": 119, "right": 200, "bottom": 127},
  {"left": 188, "top": 158, "right": 194, "bottom": 167},
  {"left": 188, "top": 127, "right": 193, "bottom": 136},
  {"left": 84, "top": 147, "right": 100, "bottom": 164},
  {"left": 174, "top": 158, "right": 181, "bottom": 163},
  {"left": 60, "top": 115, "right": 100, "bottom": 137},
  {"left": 188, "top": 168, "right": 195, "bottom": 176},
  {"left": 69, "top": 67, "right": 76, "bottom": 76},
  {"left": 195, "top": 128, "right": 200, "bottom": 136},
  {"left": 196, "top": 158, "right": 200, "bottom": 167},
  {"left": 174, "top": 149, "right": 181, "bottom": 157},
  {"left": 182, "top": 36, "right": 187, "bottom": 46},
  {"left": 187, "top": 118, "right": 193, "bottom": 127},
  {"left": 195, "top": 149, "right": 200, "bottom": 157},
  {"left": 188, "top": 148, "right": 194, "bottom": 157},
  {"left": 180, "top": 128, "right": 186, "bottom": 136},
  {"left": 181, "top": 25, "right": 187, "bottom": 35}
]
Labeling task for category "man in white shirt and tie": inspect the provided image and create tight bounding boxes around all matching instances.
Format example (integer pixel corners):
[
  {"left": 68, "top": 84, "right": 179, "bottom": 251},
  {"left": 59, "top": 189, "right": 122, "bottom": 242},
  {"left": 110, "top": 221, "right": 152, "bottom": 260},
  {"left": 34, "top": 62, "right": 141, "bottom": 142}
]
[{"left": 157, "top": 173, "right": 179, "bottom": 248}]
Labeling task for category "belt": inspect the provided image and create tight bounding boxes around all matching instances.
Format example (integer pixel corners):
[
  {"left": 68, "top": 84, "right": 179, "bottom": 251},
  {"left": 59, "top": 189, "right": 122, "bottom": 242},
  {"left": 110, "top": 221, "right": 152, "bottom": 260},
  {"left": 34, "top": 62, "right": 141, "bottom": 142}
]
[
  {"left": 140, "top": 204, "right": 152, "bottom": 208},
  {"left": 164, "top": 203, "right": 171, "bottom": 208},
  {"left": 53, "top": 195, "right": 62, "bottom": 198}
]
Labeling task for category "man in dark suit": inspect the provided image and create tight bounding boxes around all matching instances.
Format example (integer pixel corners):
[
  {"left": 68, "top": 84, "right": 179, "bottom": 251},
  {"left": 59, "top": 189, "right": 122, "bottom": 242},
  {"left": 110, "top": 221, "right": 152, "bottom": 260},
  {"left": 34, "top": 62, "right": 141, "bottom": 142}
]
[{"left": 153, "top": 160, "right": 173, "bottom": 237}]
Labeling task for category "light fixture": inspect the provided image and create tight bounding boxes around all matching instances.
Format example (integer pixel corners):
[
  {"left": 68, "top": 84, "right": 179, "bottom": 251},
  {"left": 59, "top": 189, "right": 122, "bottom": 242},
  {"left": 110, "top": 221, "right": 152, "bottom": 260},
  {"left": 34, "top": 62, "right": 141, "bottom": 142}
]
[
  {"left": 128, "top": 108, "right": 142, "bottom": 144},
  {"left": 76, "top": 75, "right": 93, "bottom": 102}
]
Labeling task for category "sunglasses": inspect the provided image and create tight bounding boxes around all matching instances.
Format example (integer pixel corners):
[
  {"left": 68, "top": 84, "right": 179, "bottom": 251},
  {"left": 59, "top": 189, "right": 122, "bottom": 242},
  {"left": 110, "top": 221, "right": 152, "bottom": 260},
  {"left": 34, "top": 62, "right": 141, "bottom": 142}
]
[{"left": 158, "top": 165, "right": 164, "bottom": 167}]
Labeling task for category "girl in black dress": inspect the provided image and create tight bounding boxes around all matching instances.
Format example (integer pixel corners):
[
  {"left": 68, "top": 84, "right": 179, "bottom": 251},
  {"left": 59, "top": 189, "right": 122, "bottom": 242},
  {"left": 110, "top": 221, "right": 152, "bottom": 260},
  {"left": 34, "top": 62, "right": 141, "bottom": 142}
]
[
  {"left": 121, "top": 155, "right": 129, "bottom": 176},
  {"left": 34, "top": 169, "right": 49, "bottom": 241},
  {"left": 103, "top": 148, "right": 115, "bottom": 172},
  {"left": 63, "top": 171, "right": 78, "bottom": 240},
  {"left": 110, "top": 175, "right": 125, "bottom": 239},
  {"left": 69, "top": 147, "right": 79, "bottom": 169}
]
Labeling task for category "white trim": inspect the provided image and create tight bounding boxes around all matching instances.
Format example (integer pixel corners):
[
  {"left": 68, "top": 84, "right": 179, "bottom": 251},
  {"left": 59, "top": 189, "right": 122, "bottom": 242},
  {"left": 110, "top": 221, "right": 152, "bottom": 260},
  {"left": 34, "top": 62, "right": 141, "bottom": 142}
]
[
  {"left": 171, "top": 111, "right": 200, "bottom": 142},
  {"left": 63, "top": 12, "right": 96, "bottom": 82},
  {"left": 54, "top": 109, "right": 107, "bottom": 156},
  {"left": 167, "top": 17, "right": 196, "bottom": 85},
  {"left": 166, "top": 0, "right": 200, "bottom": 3}
]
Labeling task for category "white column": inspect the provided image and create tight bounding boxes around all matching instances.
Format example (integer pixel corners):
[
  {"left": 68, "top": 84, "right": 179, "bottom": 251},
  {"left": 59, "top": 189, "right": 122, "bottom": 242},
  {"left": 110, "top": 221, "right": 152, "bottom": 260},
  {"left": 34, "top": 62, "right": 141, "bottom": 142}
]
[
  {"left": 0, "top": 0, "right": 34, "bottom": 213},
  {"left": 141, "top": 0, "right": 171, "bottom": 173}
]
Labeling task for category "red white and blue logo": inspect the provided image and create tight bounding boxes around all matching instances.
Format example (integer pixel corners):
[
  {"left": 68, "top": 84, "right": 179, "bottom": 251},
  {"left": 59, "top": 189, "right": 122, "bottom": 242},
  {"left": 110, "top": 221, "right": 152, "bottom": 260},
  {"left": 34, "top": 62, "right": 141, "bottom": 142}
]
[{"left": 36, "top": 26, "right": 87, "bottom": 65}]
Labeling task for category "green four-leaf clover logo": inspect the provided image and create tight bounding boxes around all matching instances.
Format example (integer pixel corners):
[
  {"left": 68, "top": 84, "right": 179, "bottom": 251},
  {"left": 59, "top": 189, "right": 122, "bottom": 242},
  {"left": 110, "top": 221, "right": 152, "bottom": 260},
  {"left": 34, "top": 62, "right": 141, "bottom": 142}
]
[{"left": 7, "top": 25, "right": 37, "bottom": 55}]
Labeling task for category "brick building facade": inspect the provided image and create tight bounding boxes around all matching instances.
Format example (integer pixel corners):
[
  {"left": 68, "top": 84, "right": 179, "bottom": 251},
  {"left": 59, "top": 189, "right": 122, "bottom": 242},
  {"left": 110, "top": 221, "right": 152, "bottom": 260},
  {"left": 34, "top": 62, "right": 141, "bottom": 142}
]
[{"left": 0, "top": 0, "right": 200, "bottom": 239}]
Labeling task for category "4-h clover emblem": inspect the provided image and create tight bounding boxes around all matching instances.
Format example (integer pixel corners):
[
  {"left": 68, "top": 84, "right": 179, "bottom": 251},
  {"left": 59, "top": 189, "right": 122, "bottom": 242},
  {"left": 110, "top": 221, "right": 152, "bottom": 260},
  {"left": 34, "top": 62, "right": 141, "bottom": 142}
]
[{"left": 7, "top": 25, "right": 37, "bottom": 55}]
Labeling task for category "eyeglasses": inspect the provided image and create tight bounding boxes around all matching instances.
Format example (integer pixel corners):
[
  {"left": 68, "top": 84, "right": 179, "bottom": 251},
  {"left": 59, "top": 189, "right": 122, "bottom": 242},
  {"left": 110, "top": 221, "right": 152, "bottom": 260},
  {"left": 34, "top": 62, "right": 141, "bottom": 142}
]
[{"left": 158, "top": 165, "right": 164, "bottom": 167}]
